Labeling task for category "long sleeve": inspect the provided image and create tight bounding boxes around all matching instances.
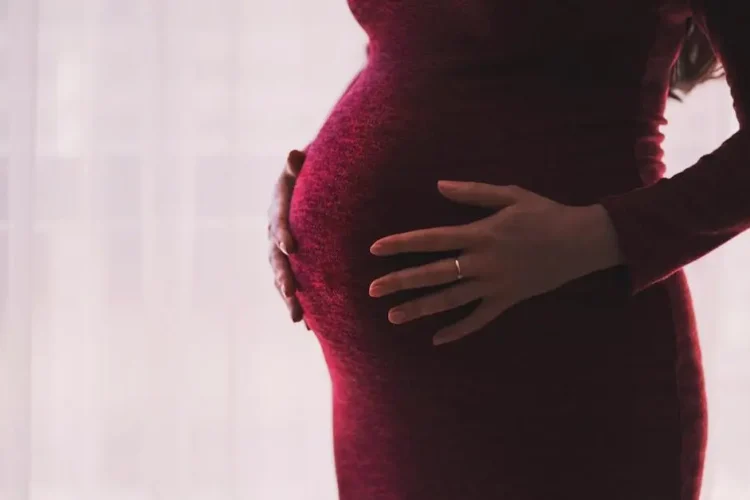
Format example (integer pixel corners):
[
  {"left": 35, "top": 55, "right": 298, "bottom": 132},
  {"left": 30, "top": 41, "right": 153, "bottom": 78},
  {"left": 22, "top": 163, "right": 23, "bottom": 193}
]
[{"left": 598, "top": 0, "right": 750, "bottom": 295}]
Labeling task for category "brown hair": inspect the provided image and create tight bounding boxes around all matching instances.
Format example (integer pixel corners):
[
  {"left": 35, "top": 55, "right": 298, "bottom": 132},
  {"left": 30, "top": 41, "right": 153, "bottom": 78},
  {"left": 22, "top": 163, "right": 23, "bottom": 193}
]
[{"left": 669, "top": 18, "right": 724, "bottom": 100}]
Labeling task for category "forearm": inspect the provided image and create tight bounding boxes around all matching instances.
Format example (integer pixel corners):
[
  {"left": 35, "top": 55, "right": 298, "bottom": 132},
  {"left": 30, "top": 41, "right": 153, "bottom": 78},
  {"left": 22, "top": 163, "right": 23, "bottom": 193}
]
[
  {"left": 565, "top": 204, "right": 625, "bottom": 278},
  {"left": 587, "top": 0, "right": 750, "bottom": 295}
]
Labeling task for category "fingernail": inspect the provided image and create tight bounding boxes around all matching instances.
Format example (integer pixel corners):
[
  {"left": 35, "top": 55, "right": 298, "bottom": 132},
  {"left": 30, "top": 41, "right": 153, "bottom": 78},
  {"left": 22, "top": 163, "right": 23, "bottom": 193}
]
[
  {"left": 432, "top": 334, "right": 450, "bottom": 346},
  {"left": 279, "top": 242, "right": 288, "bottom": 256},
  {"left": 292, "top": 149, "right": 306, "bottom": 160},
  {"left": 437, "top": 180, "right": 460, "bottom": 189},
  {"left": 281, "top": 283, "right": 289, "bottom": 297},
  {"left": 370, "top": 243, "right": 383, "bottom": 255},
  {"left": 389, "top": 310, "right": 406, "bottom": 324},
  {"left": 369, "top": 284, "right": 382, "bottom": 297}
]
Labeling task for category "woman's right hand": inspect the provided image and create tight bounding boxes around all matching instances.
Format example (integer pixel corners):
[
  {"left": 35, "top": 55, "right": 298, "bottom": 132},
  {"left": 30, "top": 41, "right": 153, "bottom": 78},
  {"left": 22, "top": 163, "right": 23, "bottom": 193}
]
[{"left": 267, "top": 149, "right": 306, "bottom": 324}]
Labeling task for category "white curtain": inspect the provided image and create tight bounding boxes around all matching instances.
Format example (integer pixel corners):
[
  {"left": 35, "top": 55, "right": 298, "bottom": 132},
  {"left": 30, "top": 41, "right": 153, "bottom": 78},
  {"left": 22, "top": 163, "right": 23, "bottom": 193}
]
[{"left": 0, "top": 1, "right": 747, "bottom": 499}]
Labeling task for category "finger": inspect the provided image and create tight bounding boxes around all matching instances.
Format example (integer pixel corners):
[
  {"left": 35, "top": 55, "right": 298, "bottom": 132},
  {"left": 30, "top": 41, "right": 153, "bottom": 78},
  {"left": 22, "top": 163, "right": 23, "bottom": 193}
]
[
  {"left": 369, "top": 255, "right": 476, "bottom": 297},
  {"left": 286, "top": 294, "right": 304, "bottom": 323},
  {"left": 370, "top": 225, "right": 474, "bottom": 256},
  {"left": 269, "top": 245, "right": 296, "bottom": 298},
  {"left": 286, "top": 149, "right": 306, "bottom": 177},
  {"left": 387, "top": 280, "right": 485, "bottom": 325},
  {"left": 437, "top": 181, "right": 525, "bottom": 208},
  {"left": 432, "top": 297, "right": 510, "bottom": 345},
  {"left": 269, "top": 184, "right": 295, "bottom": 255},
  {"left": 268, "top": 244, "right": 304, "bottom": 322},
  {"left": 275, "top": 226, "right": 296, "bottom": 256},
  {"left": 268, "top": 162, "right": 302, "bottom": 255}
]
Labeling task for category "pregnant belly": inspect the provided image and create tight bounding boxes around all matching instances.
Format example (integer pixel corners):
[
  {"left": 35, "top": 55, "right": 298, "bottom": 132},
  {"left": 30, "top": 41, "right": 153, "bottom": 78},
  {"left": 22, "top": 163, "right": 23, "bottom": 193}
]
[{"left": 288, "top": 66, "right": 644, "bottom": 345}]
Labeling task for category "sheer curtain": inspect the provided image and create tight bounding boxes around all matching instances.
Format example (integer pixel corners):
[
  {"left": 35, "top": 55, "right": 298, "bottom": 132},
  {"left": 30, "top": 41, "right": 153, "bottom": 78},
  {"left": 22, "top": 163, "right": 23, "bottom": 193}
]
[{"left": 0, "top": 1, "right": 747, "bottom": 499}]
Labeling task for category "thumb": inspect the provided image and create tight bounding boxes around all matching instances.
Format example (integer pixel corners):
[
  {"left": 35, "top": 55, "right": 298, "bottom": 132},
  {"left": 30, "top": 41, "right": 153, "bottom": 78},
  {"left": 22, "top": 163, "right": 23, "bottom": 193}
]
[
  {"left": 286, "top": 149, "right": 306, "bottom": 177},
  {"left": 437, "top": 181, "right": 524, "bottom": 208}
]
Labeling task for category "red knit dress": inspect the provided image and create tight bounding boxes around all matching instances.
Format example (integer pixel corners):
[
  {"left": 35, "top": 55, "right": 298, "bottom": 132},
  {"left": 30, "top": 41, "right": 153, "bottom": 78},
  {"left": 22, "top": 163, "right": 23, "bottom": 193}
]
[{"left": 288, "top": 1, "right": 750, "bottom": 498}]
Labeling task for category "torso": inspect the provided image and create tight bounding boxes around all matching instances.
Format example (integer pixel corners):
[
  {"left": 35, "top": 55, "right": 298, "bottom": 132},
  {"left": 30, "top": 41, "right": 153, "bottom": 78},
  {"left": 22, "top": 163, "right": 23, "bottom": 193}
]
[{"left": 287, "top": 2, "right": 706, "bottom": 498}]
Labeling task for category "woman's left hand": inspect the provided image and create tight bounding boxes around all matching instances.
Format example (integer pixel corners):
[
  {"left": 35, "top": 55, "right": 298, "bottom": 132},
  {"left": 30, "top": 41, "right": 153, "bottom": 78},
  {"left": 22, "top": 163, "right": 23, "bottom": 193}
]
[{"left": 368, "top": 181, "right": 622, "bottom": 346}]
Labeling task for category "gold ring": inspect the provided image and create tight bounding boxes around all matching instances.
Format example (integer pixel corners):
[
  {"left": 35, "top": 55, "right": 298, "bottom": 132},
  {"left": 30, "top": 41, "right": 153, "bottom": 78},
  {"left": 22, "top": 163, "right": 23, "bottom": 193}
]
[{"left": 454, "top": 258, "right": 463, "bottom": 281}]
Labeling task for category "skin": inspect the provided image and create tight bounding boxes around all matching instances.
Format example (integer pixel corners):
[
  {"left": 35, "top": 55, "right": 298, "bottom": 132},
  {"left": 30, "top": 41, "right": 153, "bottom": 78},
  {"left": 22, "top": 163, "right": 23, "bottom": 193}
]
[
  {"left": 267, "top": 149, "right": 306, "bottom": 326},
  {"left": 268, "top": 151, "right": 623, "bottom": 343}
]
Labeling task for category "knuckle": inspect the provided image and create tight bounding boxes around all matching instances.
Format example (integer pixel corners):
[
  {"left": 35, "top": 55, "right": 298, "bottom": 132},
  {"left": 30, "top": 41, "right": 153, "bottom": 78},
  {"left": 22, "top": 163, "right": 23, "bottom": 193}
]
[
  {"left": 273, "top": 233, "right": 285, "bottom": 252},
  {"left": 392, "top": 236, "right": 406, "bottom": 250},
  {"left": 271, "top": 242, "right": 284, "bottom": 258},
  {"left": 287, "top": 149, "right": 303, "bottom": 166},
  {"left": 269, "top": 247, "right": 282, "bottom": 263},
  {"left": 474, "top": 226, "right": 498, "bottom": 246},
  {"left": 406, "top": 266, "right": 424, "bottom": 283},
  {"left": 391, "top": 273, "right": 407, "bottom": 292},
  {"left": 274, "top": 215, "right": 288, "bottom": 230},
  {"left": 274, "top": 269, "right": 287, "bottom": 284},
  {"left": 268, "top": 250, "right": 280, "bottom": 265},
  {"left": 380, "top": 279, "right": 395, "bottom": 295},
  {"left": 269, "top": 225, "right": 282, "bottom": 244},
  {"left": 406, "top": 301, "right": 423, "bottom": 318}
]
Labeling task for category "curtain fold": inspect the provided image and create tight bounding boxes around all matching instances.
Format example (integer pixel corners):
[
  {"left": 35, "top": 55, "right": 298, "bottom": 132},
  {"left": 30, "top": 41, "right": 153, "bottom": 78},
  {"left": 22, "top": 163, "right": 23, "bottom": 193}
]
[{"left": 1, "top": 0, "right": 37, "bottom": 498}]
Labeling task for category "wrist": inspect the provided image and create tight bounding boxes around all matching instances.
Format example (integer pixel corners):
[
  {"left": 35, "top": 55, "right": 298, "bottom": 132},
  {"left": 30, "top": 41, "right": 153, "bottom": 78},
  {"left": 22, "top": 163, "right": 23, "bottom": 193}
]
[{"left": 565, "top": 203, "right": 624, "bottom": 275}]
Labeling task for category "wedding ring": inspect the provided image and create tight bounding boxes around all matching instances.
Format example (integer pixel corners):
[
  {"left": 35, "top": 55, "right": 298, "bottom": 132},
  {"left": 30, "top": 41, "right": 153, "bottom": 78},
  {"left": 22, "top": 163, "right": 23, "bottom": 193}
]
[{"left": 454, "top": 258, "right": 463, "bottom": 281}]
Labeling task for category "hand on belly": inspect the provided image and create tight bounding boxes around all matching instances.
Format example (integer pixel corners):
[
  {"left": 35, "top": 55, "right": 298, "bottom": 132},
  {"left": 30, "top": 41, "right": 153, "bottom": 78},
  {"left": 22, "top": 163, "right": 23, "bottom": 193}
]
[{"left": 367, "top": 180, "right": 622, "bottom": 346}]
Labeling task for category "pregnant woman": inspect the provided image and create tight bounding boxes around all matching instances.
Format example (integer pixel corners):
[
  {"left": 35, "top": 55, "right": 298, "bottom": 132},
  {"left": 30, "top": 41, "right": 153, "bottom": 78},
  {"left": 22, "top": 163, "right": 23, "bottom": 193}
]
[{"left": 268, "top": 1, "right": 749, "bottom": 499}]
